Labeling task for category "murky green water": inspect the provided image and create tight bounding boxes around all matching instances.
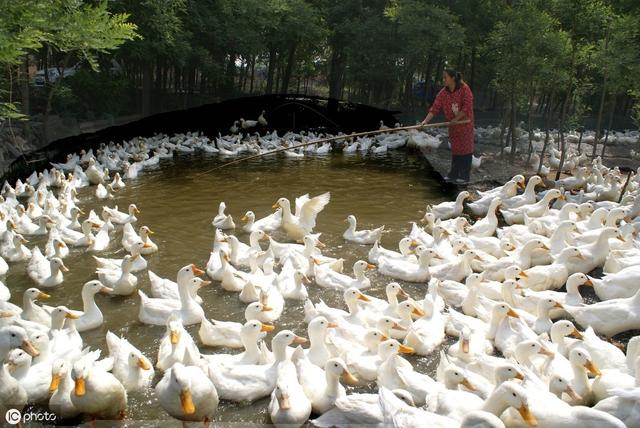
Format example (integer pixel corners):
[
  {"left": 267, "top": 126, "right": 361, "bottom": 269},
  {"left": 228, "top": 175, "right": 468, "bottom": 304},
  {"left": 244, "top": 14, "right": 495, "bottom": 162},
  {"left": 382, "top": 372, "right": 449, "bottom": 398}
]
[{"left": 6, "top": 150, "right": 449, "bottom": 426}]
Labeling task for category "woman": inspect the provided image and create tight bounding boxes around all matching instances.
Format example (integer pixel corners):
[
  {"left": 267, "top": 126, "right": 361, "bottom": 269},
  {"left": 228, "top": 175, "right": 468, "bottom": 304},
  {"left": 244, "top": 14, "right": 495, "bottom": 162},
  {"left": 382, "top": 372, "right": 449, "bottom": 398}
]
[{"left": 421, "top": 68, "right": 475, "bottom": 184}]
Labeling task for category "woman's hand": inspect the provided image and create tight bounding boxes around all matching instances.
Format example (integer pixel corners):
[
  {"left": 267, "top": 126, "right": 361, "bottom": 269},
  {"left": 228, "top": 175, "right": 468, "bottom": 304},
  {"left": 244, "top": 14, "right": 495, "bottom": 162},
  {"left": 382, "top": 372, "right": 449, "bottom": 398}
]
[{"left": 421, "top": 112, "right": 433, "bottom": 126}]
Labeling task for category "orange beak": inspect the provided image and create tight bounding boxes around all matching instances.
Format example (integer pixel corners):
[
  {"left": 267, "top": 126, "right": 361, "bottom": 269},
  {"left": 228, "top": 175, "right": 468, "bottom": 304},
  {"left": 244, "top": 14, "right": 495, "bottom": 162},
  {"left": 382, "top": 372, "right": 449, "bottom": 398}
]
[{"left": 191, "top": 264, "right": 205, "bottom": 276}]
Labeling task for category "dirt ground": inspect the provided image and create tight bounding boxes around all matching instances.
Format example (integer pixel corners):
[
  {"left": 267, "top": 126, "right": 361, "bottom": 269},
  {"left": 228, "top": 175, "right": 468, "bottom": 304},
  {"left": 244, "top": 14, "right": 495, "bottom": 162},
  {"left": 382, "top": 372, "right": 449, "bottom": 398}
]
[{"left": 418, "top": 137, "right": 640, "bottom": 195}]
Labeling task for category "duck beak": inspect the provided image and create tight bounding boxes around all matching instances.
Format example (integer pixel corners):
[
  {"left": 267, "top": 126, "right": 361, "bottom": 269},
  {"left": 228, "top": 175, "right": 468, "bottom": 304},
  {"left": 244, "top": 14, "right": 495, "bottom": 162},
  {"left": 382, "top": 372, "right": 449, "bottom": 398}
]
[
  {"left": 462, "top": 338, "right": 470, "bottom": 354},
  {"left": 380, "top": 334, "right": 389, "bottom": 341},
  {"left": 293, "top": 335, "right": 308, "bottom": 344},
  {"left": 617, "top": 235, "right": 626, "bottom": 242},
  {"left": 199, "top": 280, "right": 212, "bottom": 287},
  {"left": 38, "top": 291, "right": 51, "bottom": 299},
  {"left": 571, "top": 328, "right": 583, "bottom": 339},
  {"left": 342, "top": 369, "right": 359, "bottom": 385},
  {"left": 191, "top": 264, "right": 205, "bottom": 276},
  {"left": 301, "top": 275, "right": 311, "bottom": 284},
  {"left": 261, "top": 324, "right": 275, "bottom": 332},
  {"left": 312, "top": 258, "right": 320, "bottom": 266},
  {"left": 518, "top": 182, "right": 526, "bottom": 189},
  {"left": 397, "top": 288, "right": 409, "bottom": 298},
  {"left": 100, "top": 286, "right": 113, "bottom": 294},
  {"left": 147, "top": 229, "right": 155, "bottom": 235},
  {"left": 577, "top": 252, "right": 586, "bottom": 260},
  {"left": 0, "top": 310, "right": 15, "bottom": 318},
  {"left": 278, "top": 393, "right": 291, "bottom": 410},
  {"left": 366, "top": 263, "right": 376, "bottom": 270},
  {"left": 170, "top": 330, "right": 179, "bottom": 345},
  {"left": 399, "top": 344, "right": 415, "bottom": 354},
  {"left": 507, "top": 308, "right": 520, "bottom": 318},
  {"left": 327, "top": 322, "right": 338, "bottom": 328},
  {"left": 241, "top": 215, "right": 248, "bottom": 222},
  {"left": 60, "top": 263, "right": 69, "bottom": 272},
  {"left": 180, "top": 389, "right": 196, "bottom": 415},
  {"left": 538, "top": 347, "right": 554, "bottom": 357},
  {"left": 515, "top": 372, "right": 525, "bottom": 380},
  {"left": 137, "top": 358, "right": 151, "bottom": 370},
  {"left": 261, "top": 304, "right": 273, "bottom": 312},
  {"left": 565, "top": 385, "right": 582, "bottom": 401},
  {"left": 357, "top": 293, "right": 370, "bottom": 302},
  {"left": 585, "top": 360, "right": 601, "bottom": 376},
  {"left": 553, "top": 302, "right": 564, "bottom": 309},
  {"left": 134, "top": 207, "right": 141, "bottom": 214},
  {"left": 518, "top": 405, "right": 537, "bottom": 426},
  {"left": 412, "top": 307, "right": 425, "bottom": 317},
  {"left": 65, "top": 312, "right": 79, "bottom": 320},
  {"left": 74, "top": 377, "right": 86, "bottom": 396},
  {"left": 21, "top": 339, "right": 39, "bottom": 357},
  {"left": 272, "top": 202, "right": 280, "bottom": 209},
  {"left": 49, "top": 373, "right": 61, "bottom": 392},
  {"left": 143, "top": 243, "right": 153, "bottom": 248},
  {"left": 461, "top": 378, "right": 476, "bottom": 391},
  {"left": 316, "top": 240, "right": 326, "bottom": 248},
  {"left": 392, "top": 322, "right": 407, "bottom": 331},
  {"left": 583, "top": 279, "right": 593, "bottom": 287}
]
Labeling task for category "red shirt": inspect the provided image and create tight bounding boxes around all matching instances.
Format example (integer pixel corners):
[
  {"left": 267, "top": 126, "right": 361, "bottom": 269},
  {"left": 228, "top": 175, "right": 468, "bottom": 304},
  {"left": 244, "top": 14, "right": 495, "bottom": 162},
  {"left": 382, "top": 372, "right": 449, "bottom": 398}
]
[{"left": 429, "top": 83, "right": 475, "bottom": 155}]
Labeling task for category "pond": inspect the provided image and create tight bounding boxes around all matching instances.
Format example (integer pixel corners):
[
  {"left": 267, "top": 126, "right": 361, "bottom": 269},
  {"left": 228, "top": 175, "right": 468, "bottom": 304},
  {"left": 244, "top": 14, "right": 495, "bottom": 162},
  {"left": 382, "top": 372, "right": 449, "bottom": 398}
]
[{"left": 5, "top": 149, "right": 449, "bottom": 426}]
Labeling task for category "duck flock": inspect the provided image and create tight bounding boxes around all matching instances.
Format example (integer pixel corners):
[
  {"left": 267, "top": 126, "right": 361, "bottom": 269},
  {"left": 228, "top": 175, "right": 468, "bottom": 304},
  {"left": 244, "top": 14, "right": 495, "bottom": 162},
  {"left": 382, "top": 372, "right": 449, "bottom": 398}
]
[{"left": 1, "top": 117, "right": 640, "bottom": 428}]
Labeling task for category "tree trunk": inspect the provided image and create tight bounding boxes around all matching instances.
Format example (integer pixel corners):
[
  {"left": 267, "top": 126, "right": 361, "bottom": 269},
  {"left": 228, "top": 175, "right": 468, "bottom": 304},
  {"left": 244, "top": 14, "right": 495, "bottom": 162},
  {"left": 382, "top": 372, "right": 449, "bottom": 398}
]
[
  {"left": 601, "top": 94, "right": 617, "bottom": 158},
  {"left": 469, "top": 46, "right": 476, "bottom": 88},
  {"left": 510, "top": 90, "right": 518, "bottom": 160},
  {"left": 43, "top": 54, "right": 70, "bottom": 141},
  {"left": 249, "top": 56, "right": 256, "bottom": 93},
  {"left": 525, "top": 82, "right": 536, "bottom": 164},
  {"left": 328, "top": 45, "right": 346, "bottom": 99},
  {"left": 538, "top": 91, "right": 555, "bottom": 175},
  {"left": 142, "top": 61, "right": 152, "bottom": 116},
  {"left": 280, "top": 43, "right": 297, "bottom": 94},
  {"left": 20, "top": 55, "right": 31, "bottom": 141},
  {"left": 499, "top": 106, "right": 510, "bottom": 157},
  {"left": 555, "top": 46, "right": 576, "bottom": 181},
  {"left": 265, "top": 47, "right": 277, "bottom": 94},
  {"left": 593, "top": 29, "right": 610, "bottom": 159}
]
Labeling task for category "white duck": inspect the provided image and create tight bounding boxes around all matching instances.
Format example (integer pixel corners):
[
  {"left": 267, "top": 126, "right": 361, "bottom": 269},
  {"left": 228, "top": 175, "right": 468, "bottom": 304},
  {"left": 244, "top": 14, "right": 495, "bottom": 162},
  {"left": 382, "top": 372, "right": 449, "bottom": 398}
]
[
  {"left": 199, "top": 302, "right": 271, "bottom": 348},
  {"left": 427, "top": 191, "right": 470, "bottom": 221},
  {"left": 314, "top": 259, "right": 375, "bottom": 290},
  {"left": 96, "top": 254, "right": 139, "bottom": 296},
  {"left": 138, "top": 264, "right": 208, "bottom": 326},
  {"left": 377, "top": 247, "right": 438, "bottom": 283},
  {"left": 208, "top": 330, "right": 307, "bottom": 402},
  {"left": 273, "top": 192, "right": 331, "bottom": 241},
  {"left": 27, "top": 247, "right": 69, "bottom": 288},
  {"left": 343, "top": 215, "right": 384, "bottom": 244},
  {"left": 104, "top": 203, "right": 139, "bottom": 225},
  {"left": 212, "top": 201, "right": 235, "bottom": 230},
  {"left": 155, "top": 362, "right": 218, "bottom": 424},
  {"left": 73, "top": 280, "right": 113, "bottom": 333},
  {"left": 241, "top": 209, "right": 282, "bottom": 233},
  {"left": 70, "top": 357, "right": 127, "bottom": 421},
  {"left": 105, "top": 331, "right": 153, "bottom": 392}
]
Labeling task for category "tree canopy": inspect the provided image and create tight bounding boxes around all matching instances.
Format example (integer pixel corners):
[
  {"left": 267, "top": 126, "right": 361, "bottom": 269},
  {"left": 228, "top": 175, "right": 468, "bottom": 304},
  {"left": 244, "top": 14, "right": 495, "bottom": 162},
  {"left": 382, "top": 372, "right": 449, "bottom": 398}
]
[{"left": 0, "top": 0, "right": 638, "bottom": 137}]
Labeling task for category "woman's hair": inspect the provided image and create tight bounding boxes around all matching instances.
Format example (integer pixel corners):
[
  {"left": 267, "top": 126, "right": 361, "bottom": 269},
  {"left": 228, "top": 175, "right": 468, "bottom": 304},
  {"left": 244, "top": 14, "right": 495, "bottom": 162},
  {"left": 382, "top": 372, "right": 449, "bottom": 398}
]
[{"left": 444, "top": 68, "right": 464, "bottom": 91}]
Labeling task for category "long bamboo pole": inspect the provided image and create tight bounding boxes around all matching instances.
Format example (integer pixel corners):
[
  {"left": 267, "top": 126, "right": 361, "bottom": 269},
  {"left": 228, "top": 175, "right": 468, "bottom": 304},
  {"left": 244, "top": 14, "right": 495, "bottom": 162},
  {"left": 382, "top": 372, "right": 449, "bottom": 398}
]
[{"left": 197, "top": 120, "right": 469, "bottom": 175}]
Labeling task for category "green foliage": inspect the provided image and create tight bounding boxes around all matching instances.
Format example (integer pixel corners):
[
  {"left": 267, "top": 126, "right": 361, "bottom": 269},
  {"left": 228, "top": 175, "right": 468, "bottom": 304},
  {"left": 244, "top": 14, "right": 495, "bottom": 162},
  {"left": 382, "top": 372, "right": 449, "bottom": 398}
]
[
  {"left": 1, "top": 0, "right": 639, "bottom": 131},
  {"left": 62, "top": 69, "right": 136, "bottom": 120}
]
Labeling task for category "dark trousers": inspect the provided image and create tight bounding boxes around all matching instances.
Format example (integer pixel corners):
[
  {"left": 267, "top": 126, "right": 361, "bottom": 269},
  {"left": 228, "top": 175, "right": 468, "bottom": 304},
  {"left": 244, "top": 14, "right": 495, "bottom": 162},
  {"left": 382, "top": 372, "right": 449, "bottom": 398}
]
[{"left": 447, "top": 153, "right": 472, "bottom": 181}]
